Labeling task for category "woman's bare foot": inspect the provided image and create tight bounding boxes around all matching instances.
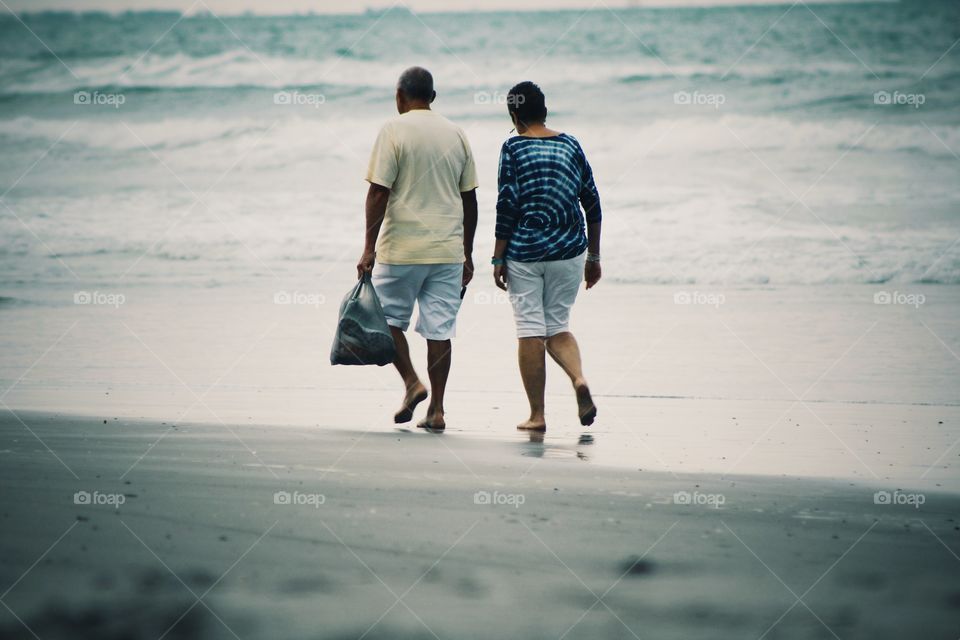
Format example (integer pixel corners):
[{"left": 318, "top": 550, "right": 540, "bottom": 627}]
[
  {"left": 517, "top": 418, "right": 546, "bottom": 431},
  {"left": 417, "top": 412, "right": 445, "bottom": 432},
  {"left": 575, "top": 382, "right": 597, "bottom": 426},
  {"left": 394, "top": 382, "right": 428, "bottom": 424}
]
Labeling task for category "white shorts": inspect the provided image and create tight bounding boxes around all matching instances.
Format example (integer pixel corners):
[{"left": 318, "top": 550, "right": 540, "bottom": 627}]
[
  {"left": 372, "top": 263, "right": 464, "bottom": 340},
  {"left": 506, "top": 253, "right": 585, "bottom": 339}
]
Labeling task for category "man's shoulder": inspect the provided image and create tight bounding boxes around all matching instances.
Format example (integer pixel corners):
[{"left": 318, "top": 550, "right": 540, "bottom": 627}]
[
  {"left": 378, "top": 114, "right": 405, "bottom": 133},
  {"left": 430, "top": 113, "right": 469, "bottom": 141},
  {"left": 383, "top": 111, "right": 454, "bottom": 135},
  {"left": 402, "top": 112, "right": 472, "bottom": 152}
]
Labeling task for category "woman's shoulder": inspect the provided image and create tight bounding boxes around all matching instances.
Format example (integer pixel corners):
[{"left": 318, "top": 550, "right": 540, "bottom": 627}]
[
  {"left": 556, "top": 132, "right": 582, "bottom": 147},
  {"left": 502, "top": 135, "right": 529, "bottom": 146},
  {"left": 556, "top": 133, "right": 589, "bottom": 162},
  {"left": 503, "top": 132, "right": 577, "bottom": 147}
]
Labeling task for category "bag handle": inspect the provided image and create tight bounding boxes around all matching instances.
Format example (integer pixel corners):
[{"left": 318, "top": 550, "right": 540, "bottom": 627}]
[{"left": 351, "top": 271, "right": 371, "bottom": 299}]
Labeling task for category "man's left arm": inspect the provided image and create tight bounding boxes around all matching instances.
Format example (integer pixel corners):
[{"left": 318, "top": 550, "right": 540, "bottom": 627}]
[
  {"left": 460, "top": 188, "right": 477, "bottom": 286},
  {"left": 458, "top": 133, "right": 480, "bottom": 288}
]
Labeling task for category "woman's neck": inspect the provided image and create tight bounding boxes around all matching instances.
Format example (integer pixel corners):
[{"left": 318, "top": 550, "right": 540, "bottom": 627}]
[{"left": 519, "top": 122, "right": 560, "bottom": 138}]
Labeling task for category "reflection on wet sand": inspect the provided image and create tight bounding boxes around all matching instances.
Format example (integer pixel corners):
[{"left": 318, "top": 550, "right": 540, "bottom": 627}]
[
  {"left": 577, "top": 433, "right": 594, "bottom": 460},
  {"left": 518, "top": 430, "right": 596, "bottom": 460}
]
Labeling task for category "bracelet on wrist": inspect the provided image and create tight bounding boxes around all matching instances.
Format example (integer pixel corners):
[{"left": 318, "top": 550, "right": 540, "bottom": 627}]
[
  {"left": 586, "top": 252, "right": 601, "bottom": 263},
  {"left": 491, "top": 257, "right": 505, "bottom": 266}
]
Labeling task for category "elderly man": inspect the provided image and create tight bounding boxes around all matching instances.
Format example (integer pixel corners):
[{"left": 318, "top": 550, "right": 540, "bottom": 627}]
[{"left": 357, "top": 66, "right": 478, "bottom": 431}]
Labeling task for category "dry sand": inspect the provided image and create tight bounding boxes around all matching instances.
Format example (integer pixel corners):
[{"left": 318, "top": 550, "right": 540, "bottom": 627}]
[{"left": 1, "top": 410, "right": 958, "bottom": 640}]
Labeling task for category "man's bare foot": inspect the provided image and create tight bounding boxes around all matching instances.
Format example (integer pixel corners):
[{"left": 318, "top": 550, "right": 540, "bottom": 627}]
[
  {"left": 575, "top": 382, "right": 597, "bottom": 426},
  {"left": 517, "top": 418, "right": 546, "bottom": 431},
  {"left": 394, "top": 383, "right": 428, "bottom": 424},
  {"left": 416, "top": 413, "right": 445, "bottom": 432}
]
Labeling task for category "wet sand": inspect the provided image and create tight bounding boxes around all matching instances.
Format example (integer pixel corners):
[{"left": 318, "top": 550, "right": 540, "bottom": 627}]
[
  {"left": 1, "top": 410, "right": 958, "bottom": 640},
  {"left": 3, "top": 283, "right": 959, "bottom": 492}
]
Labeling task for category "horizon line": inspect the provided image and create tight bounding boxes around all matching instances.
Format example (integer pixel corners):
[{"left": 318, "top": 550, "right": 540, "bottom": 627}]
[{"left": 2, "top": 0, "right": 896, "bottom": 19}]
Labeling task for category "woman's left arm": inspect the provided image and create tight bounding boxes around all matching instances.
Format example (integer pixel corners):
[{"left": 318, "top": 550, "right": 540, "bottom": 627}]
[{"left": 494, "top": 144, "right": 520, "bottom": 290}]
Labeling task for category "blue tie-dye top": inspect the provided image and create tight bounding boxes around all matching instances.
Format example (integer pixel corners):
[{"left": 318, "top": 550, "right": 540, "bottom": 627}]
[{"left": 495, "top": 133, "right": 602, "bottom": 263}]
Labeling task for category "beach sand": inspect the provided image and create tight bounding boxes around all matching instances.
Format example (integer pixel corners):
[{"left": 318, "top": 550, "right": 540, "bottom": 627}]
[
  {"left": 1, "top": 282, "right": 959, "bottom": 638},
  {"left": 3, "top": 282, "right": 958, "bottom": 488},
  {"left": 1, "top": 410, "right": 959, "bottom": 640}
]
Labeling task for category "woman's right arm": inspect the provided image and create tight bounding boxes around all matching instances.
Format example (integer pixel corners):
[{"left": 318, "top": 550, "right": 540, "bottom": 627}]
[
  {"left": 585, "top": 221, "right": 602, "bottom": 289},
  {"left": 579, "top": 147, "right": 602, "bottom": 289}
]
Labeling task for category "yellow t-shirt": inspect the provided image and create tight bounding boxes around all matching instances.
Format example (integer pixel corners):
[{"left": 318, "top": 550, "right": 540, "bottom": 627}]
[{"left": 366, "top": 109, "right": 478, "bottom": 265}]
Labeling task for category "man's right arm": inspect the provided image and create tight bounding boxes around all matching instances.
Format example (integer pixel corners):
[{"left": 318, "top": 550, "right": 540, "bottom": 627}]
[
  {"left": 357, "top": 183, "right": 390, "bottom": 278},
  {"left": 359, "top": 122, "right": 397, "bottom": 278}
]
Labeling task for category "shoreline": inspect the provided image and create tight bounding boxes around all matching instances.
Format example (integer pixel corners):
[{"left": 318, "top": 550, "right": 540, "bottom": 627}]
[
  {"left": 2, "top": 282, "right": 958, "bottom": 493},
  {"left": 5, "top": 398, "right": 959, "bottom": 494}
]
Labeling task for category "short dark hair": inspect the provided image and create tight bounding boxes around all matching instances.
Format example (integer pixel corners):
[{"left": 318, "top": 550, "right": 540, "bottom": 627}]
[
  {"left": 397, "top": 66, "right": 434, "bottom": 102},
  {"left": 507, "top": 81, "right": 547, "bottom": 127}
]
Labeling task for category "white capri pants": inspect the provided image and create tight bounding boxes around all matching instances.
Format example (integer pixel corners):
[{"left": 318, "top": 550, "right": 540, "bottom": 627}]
[
  {"left": 506, "top": 253, "right": 585, "bottom": 339},
  {"left": 372, "top": 263, "right": 464, "bottom": 341}
]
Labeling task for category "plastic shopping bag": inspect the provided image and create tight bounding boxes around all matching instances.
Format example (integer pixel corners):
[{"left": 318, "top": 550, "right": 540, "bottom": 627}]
[{"left": 330, "top": 272, "right": 397, "bottom": 366}]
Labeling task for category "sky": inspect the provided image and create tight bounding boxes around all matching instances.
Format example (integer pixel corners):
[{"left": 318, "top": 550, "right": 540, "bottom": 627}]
[{"left": 3, "top": 0, "right": 830, "bottom": 15}]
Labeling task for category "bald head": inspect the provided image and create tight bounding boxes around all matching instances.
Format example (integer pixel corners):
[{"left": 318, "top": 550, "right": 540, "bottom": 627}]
[{"left": 397, "top": 66, "right": 435, "bottom": 103}]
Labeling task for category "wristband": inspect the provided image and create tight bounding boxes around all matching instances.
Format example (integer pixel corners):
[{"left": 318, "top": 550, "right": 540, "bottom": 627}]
[
  {"left": 586, "top": 252, "right": 601, "bottom": 263},
  {"left": 491, "top": 257, "right": 505, "bottom": 266}
]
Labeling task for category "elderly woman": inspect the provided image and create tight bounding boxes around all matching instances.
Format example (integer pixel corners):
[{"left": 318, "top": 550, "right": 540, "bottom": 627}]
[{"left": 492, "top": 81, "right": 602, "bottom": 431}]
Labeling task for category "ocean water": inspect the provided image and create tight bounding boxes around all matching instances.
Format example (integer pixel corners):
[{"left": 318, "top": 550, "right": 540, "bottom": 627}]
[{"left": 1, "top": 1, "right": 959, "bottom": 289}]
